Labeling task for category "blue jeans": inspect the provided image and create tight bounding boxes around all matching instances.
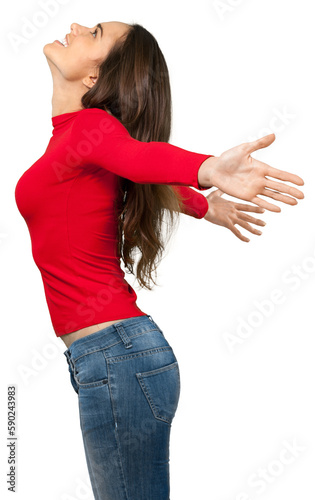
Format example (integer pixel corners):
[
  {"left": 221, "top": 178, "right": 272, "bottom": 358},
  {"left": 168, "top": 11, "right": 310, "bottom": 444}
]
[{"left": 63, "top": 314, "right": 181, "bottom": 500}]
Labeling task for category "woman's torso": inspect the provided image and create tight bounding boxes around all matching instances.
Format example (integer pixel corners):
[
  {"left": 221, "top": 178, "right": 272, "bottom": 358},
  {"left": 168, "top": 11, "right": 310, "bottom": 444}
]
[{"left": 14, "top": 109, "right": 147, "bottom": 338}]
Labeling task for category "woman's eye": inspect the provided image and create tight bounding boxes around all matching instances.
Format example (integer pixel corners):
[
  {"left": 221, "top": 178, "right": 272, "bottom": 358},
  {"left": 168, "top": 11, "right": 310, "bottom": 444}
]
[{"left": 91, "top": 28, "right": 98, "bottom": 38}]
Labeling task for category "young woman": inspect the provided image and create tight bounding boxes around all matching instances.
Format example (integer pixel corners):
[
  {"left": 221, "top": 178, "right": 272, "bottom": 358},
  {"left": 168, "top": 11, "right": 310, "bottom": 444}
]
[{"left": 14, "top": 21, "right": 304, "bottom": 500}]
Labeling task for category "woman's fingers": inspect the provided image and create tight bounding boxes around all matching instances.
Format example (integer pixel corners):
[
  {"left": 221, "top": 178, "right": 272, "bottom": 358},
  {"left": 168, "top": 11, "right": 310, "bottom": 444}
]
[
  {"left": 254, "top": 158, "right": 305, "bottom": 187},
  {"left": 266, "top": 166, "right": 305, "bottom": 186},
  {"left": 227, "top": 213, "right": 265, "bottom": 242},
  {"left": 234, "top": 218, "right": 263, "bottom": 236},
  {"left": 261, "top": 187, "right": 298, "bottom": 205},
  {"left": 236, "top": 211, "right": 266, "bottom": 227},
  {"left": 264, "top": 178, "right": 304, "bottom": 198},
  {"left": 229, "top": 224, "right": 250, "bottom": 242},
  {"left": 234, "top": 203, "right": 265, "bottom": 213},
  {"left": 251, "top": 183, "right": 303, "bottom": 210},
  {"left": 251, "top": 195, "right": 282, "bottom": 212}
]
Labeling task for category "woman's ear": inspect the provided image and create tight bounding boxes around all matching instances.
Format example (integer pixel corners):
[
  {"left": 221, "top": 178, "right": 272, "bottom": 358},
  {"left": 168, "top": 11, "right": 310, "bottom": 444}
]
[{"left": 82, "top": 75, "right": 98, "bottom": 89}]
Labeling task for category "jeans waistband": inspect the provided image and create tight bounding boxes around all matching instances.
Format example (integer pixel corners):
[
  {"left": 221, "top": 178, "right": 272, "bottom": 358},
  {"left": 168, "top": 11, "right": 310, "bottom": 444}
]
[{"left": 63, "top": 314, "right": 162, "bottom": 366}]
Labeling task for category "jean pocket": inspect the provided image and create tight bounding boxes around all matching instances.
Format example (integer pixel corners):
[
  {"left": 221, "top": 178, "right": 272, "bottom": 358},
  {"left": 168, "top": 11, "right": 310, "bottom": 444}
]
[
  {"left": 136, "top": 361, "right": 181, "bottom": 424},
  {"left": 73, "top": 351, "right": 109, "bottom": 388}
]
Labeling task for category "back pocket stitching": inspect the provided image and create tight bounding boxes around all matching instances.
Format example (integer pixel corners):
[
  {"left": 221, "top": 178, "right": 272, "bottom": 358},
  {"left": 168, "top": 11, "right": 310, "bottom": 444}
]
[
  {"left": 73, "top": 373, "right": 108, "bottom": 389},
  {"left": 136, "top": 362, "right": 179, "bottom": 424}
]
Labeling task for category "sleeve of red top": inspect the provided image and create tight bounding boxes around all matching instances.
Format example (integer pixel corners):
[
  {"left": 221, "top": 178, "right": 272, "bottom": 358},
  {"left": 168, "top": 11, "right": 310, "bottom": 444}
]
[
  {"left": 70, "top": 109, "right": 214, "bottom": 191},
  {"left": 172, "top": 186, "right": 209, "bottom": 219}
]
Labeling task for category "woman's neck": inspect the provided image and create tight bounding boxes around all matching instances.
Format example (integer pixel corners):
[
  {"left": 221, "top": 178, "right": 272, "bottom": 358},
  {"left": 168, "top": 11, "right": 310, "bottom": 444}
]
[
  {"left": 47, "top": 63, "right": 86, "bottom": 117},
  {"left": 51, "top": 82, "right": 85, "bottom": 117}
]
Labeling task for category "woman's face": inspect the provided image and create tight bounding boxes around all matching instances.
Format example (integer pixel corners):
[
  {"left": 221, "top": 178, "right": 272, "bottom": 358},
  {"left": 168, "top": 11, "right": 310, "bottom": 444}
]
[{"left": 43, "top": 21, "right": 131, "bottom": 84}]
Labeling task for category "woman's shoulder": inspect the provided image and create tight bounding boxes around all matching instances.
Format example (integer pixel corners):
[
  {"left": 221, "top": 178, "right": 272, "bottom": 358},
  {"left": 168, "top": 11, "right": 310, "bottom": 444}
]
[{"left": 73, "top": 107, "right": 128, "bottom": 136}]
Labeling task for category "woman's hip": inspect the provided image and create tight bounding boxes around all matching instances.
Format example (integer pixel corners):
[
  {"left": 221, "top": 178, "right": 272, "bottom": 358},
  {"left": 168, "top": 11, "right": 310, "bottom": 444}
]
[{"left": 63, "top": 314, "right": 181, "bottom": 426}]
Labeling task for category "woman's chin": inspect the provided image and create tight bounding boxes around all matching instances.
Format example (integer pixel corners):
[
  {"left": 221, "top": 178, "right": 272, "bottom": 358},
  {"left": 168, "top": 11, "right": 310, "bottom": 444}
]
[
  {"left": 42, "top": 44, "right": 61, "bottom": 69},
  {"left": 43, "top": 42, "right": 56, "bottom": 57}
]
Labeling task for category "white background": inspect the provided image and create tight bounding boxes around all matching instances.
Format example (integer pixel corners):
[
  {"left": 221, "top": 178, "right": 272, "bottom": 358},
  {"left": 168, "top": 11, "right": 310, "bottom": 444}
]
[{"left": 1, "top": 0, "right": 314, "bottom": 499}]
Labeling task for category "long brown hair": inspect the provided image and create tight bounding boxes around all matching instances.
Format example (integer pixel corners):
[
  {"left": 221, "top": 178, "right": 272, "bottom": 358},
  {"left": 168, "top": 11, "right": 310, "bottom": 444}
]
[{"left": 81, "top": 23, "right": 188, "bottom": 289}]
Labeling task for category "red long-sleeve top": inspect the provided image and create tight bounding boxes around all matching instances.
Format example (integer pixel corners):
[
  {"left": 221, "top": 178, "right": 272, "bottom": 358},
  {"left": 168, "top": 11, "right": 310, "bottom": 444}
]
[{"left": 14, "top": 108, "right": 212, "bottom": 336}]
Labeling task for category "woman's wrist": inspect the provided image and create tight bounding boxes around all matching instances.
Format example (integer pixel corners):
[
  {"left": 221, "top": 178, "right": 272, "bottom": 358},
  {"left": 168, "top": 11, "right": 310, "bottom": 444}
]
[{"left": 198, "top": 156, "right": 219, "bottom": 189}]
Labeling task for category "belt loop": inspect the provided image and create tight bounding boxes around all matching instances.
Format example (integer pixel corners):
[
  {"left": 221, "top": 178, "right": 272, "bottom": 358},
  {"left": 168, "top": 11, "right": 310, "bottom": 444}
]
[
  {"left": 64, "top": 350, "right": 75, "bottom": 371},
  {"left": 113, "top": 322, "right": 133, "bottom": 349},
  {"left": 64, "top": 350, "right": 71, "bottom": 363}
]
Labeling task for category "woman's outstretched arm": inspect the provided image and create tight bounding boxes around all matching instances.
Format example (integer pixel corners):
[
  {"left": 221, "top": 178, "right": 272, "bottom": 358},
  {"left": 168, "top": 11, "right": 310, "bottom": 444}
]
[
  {"left": 69, "top": 109, "right": 304, "bottom": 211},
  {"left": 68, "top": 108, "right": 213, "bottom": 190}
]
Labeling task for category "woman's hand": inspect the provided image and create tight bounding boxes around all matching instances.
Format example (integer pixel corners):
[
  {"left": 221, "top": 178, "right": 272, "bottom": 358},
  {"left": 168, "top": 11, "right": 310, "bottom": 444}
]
[
  {"left": 198, "top": 134, "right": 304, "bottom": 212},
  {"left": 204, "top": 189, "right": 266, "bottom": 242}
]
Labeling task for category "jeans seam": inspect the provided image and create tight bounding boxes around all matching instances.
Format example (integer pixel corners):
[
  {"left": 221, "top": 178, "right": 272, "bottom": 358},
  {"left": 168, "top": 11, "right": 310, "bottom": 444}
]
[
  {"left": 106, "top": 346, "right": 172, "bottom": 364},
  {"left": 106, "top": 361, "right": 130, "bottom": 499}
]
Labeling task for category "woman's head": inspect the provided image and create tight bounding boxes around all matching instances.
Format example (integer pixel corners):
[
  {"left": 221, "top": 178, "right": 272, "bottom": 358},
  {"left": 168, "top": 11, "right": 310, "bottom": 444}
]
[{"left": 43, "top": 22, "right": 131, "bottom": 87}]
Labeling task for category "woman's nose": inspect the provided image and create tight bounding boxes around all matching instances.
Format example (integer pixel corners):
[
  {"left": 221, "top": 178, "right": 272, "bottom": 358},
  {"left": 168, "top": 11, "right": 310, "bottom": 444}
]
[{"left": 70, "top": 23, "right": 84, "bottom": 36}]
